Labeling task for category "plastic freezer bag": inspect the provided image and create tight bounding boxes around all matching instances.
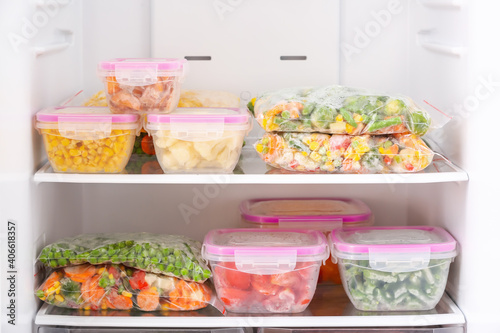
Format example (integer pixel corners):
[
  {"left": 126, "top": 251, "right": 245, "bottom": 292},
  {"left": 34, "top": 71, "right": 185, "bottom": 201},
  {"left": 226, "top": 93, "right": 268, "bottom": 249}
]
[
  {"left": 255, "top": 133, "right": 434, "bottom": 173},
  {"left": 249, "top": 85, "right": 438, "bottom": 136},
  {"left": 35, "top": 264, "right": 213, "bottom": 311},
  {"left": 37, "top": 233, "right": 211, "bottom": 282}
]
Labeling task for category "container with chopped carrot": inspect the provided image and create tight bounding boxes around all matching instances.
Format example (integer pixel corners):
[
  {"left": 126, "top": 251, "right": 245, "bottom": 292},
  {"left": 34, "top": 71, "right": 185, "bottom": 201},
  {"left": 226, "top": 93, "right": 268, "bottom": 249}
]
[
  {"left": 35, "top": 106, "right": 141, "bottom": 173},
  {"left": 35, "top": 264, "right": 213, "bottom": 312},
  {"left": 97, "top": 58, "right": 187, "bottom": 114}
]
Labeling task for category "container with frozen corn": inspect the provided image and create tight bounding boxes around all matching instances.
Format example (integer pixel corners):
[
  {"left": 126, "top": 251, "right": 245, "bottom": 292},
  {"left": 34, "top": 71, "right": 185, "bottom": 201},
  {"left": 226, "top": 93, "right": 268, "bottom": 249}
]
[
  {"left": 240, "top": 198, "right": 373, "bottom": 284},
  {"left": 146, "top": 108, "right": 251, "bottom": 173},
  {"left": 36, "top": 106, "right": 140, "bottom": 173},
  {"left": 329, "top": 226, "right": 457, "bottom": 311},
  {"left": 203, "top": 228, "right": 329, "bottom": 313},
  {"left": 97, "top": 58, "right": 187, "bottom": 114}
]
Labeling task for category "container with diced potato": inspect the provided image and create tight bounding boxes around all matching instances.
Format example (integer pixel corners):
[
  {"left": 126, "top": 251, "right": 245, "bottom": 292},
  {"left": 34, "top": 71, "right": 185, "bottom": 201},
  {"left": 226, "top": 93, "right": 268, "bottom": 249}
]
[
  {"left": 146, "top": 108, "right": 251, "bottom": 173},
  {"left": 36, "top": 106, "right": 141, "bottom": 173},
  {"left": 97, "top": 58, "right": 187, "bottom": 114}
]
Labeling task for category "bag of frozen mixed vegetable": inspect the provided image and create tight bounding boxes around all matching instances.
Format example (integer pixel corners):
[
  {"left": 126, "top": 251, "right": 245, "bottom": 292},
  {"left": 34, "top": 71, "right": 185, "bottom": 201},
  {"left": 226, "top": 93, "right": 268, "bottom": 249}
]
[
  {"left": 35, "top": 264, "right": 215, "bottom": 312},
  {"left": 248, "top": 85, "right": 449, "bottom": 136},
  {"left": 37, "top": 233, "right": 211, "bottom": 282},
  {"left": 255, "top": 133, "right": 434, "bottom": 173}
]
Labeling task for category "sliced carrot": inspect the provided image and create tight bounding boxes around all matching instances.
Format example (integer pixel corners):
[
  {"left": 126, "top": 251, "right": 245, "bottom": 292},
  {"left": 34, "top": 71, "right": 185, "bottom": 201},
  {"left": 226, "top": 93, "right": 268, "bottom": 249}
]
[
  {"left": 137, "top": 287, "right": 160, "bottom": 311},
  {"left": 107, "top": 76, "right": 121, "bottom": 95},
  {"left": 168, "top": 280, "right": 210, "bottom": 311},
  {"left": 108, "top": 289, "right": 133, "bottom": 310},
  {"left": 64, "top": 264, "right": 96, "bottom": 283},
  {"left": 140, "top": 135, "right": 156, "bottom": 155},
  {"left": 42, "top": 271, "right": 61, "bottom": 291},
  {"left": 81, "top": 275, "right": 105, "bottom": 307}
]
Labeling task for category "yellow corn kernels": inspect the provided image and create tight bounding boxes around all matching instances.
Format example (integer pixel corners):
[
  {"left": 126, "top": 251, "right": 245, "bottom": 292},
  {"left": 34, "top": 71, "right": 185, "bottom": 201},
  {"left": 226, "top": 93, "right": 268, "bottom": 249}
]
[{"left": 41, "top": 129, "right": 135, "bottom": 173}]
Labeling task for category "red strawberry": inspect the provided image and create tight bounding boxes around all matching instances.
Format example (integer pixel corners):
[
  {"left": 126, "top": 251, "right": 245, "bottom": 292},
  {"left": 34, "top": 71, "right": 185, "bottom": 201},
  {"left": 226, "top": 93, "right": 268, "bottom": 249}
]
[
  {"left": 214, "top": 262, "right": 251, "bottom": 290},
  {"left": 251, "top": 274, "right": 281, "bottom": 296},
  {"left": 263, "top": 288, "right": 296, "bottom": 313},
  {"left": 270, "top": 271, "right": 302, "bottom": 288}
]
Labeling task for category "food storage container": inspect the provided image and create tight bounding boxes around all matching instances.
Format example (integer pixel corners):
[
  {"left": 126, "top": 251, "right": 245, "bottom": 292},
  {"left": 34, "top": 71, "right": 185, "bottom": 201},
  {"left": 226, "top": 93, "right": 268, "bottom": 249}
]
[
  {"left": 257, "top": 327, "right": 464, "bottom": 333},
  {"left": 146, "top": 108, "right": 251, "bottom": 173},
  {"left": 35, "top": 106, "right": 140, "bottom": 173},
  {"left": 97, "top": 58, "right": 187, "bottom": 114},
  {"left": 202, "top": 229, "right": 329, "bottom": 314},
  {"left": 240, "top": 198, "right": 374, "bottom": 284},
  {"left": 330, "top": 226, "right": 457, "bottom": 311}
]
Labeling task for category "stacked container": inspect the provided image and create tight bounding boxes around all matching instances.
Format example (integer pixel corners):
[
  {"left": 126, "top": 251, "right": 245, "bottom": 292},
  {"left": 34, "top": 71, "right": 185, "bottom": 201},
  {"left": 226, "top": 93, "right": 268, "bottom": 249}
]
[
  {"left": 202, "top": 228, "right": 329, "bottom": 313},
  {"left": 36, "top": 106, "right": 141, "bottom": 173},
  {"left": 250, "top": 85, "right": 436, "bottom": 173},
  {"left": 240, "top": 198, "right": 374, "bottom": 283},
  {"left": 329, "top": 226, "right": 458, "bottom": 311},
  {"left": 146, "top": 107, "right": 251, "bottom": 173}
]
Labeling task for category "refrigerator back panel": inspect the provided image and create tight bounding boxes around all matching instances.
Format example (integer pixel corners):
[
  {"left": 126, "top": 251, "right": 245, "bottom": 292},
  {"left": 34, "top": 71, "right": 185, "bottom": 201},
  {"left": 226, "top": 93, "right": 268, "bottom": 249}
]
[{"left": 151, "top": 0, "right": 341, "bottom": 96}]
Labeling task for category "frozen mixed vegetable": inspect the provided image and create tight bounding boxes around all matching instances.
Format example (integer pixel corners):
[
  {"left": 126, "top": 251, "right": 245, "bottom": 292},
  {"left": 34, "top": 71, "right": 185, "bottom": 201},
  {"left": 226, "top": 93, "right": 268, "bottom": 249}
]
[
  {"left": 249, "top": 86, "right": 432, "bottom": 135},
  {"left": 255, "top": 133, "right": 433, "bottom": 173},
  {"left": 37, "top": 233, "right": 211, "bottom": 282},
  {"left": 339, "top": 259, "right": 452, "bottom": 311},
  {"left": 36, "top": 264, "right": 212, "bottom": 311}
]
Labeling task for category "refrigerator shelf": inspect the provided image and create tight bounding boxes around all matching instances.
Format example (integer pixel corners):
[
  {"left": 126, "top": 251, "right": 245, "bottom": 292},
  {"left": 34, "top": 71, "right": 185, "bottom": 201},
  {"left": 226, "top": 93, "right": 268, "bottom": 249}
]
[
  {"left": 34, "top": 146, "right": 468, "bottom": 185},
  {"left": 35, "top": 285, "right": 465, "bottom": 328}
]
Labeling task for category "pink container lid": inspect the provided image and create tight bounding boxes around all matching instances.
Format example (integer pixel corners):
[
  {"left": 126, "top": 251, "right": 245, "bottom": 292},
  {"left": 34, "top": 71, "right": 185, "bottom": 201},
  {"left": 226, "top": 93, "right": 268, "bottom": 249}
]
[
  {"left": 202, "top": 228, "right": 329, "bottom": 262},
  {"left": 240, "top": 198, "right": 372, "bottom": 227},
  {"left": 98, "top": 58, "right": 187, "bottom": 71},
  {"left": 36, "top": 106, "right": 139, "bottom": 123},
  {"left": 330, "top": 226, "right": 457, "bottom": 255},
  {"left": 147, "top": 108, "right": 250, "bottom": 125}
]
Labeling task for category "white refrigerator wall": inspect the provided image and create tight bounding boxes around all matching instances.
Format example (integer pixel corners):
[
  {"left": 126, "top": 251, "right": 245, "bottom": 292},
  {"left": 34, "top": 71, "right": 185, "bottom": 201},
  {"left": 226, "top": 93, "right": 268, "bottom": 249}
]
[{"left": 1, "top": 0, "right": 499, "bottom": 332}]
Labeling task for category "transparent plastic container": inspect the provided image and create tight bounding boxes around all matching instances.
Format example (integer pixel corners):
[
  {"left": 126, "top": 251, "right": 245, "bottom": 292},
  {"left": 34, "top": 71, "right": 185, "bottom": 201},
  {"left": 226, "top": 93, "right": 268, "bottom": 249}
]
[
  {"left": 97, "top": 58, "right": 187, "bottom": 114},
  {"left": 240, "top": 198, "right": 373, "bottom": 284},
  {"left": 35, "top": 106, "right": 140, "bottom": 173},
  {"left": 146, "top": 108, "right": 251, "bottom": 173},
  {"left": 202, "top": 229, "right": 329, "bottom": 313},
  {"left": 330, "top": 226, "right": 458, "bottom": 311}
]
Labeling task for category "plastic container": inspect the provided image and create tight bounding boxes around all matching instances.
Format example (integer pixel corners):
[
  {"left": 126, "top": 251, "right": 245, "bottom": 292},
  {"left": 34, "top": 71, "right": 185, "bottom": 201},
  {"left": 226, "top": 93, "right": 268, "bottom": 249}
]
[
  {"left": 146, "top": 108, "right": 251, "bottom": 173},
  {"left": 97, "top": 58, "right": 187, "bottom": 114},
  {"left": 35, "top": 106, "right": 140, "bottom": 173},
  {"left": 202, "top": 229, "right": 329, "bottom": 313},
  {"left": 330, "top": 226, "right": 458, "bottom": 311},
  {"left": 240, "top": 198, "right": 374, "bottom": 284}
]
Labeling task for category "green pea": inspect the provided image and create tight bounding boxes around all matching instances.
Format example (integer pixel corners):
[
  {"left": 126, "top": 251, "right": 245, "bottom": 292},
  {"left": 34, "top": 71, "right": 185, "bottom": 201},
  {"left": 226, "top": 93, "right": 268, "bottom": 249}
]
[
  {"left": 141, "top": 250, "right": 149, "bottom": 258},
  {"left": 175, "top": 260, "right": 183, "bottom": 268},
  {"left": 168, "top": 255, "right": 176, "bottom": 263},
  {"left": 136, "top": 258, "right": 144, "bottom": 265},
  {"left": 89, "top": 257, "right": 98, "bottom": 264},
  {"left": 54, "top": 252, "right": 62, "bottom": 259},
  {"left": 203, "top": 269, "right": 212, "bottom": 279},
  {"left": 57, "top": 258, "right": 68, "bottom": 266},
  {"left": 134, "top": 244, "right": 142, "bottom": 253},
  {"left": 107, "top": 249, "right": 116, "bottom": 256},
  {"left": 151, "top": 257, "right": 159, "bottom": 265},
  {"left": 162, "top": 248, "right": 170, "bottom": 256},
  {"left": 173, "top": 269, "right": 180, "bottom": 276},
  {"left": 144, "top": 243, "right": 151, "bottom": 250},
  {"left": 36, "top": 290, "right": 45, "bottom": 298},
  {"left": 193, "top": 274, "right": 201, "bottom": 282},
  {"left": 144, "top": 257, "right": 151, "bottom": 266},
  {"left": 50, "top": 260, "right": 58, "bottom": 268},
  {"left": 110, "top": 256, "right": 119, "bottom": 263},
  {"left": 157, "top": 264, "right": 165, "bottom": 271},
  {"left": 167, "top": 264, "right": 175, "bottom": 272},
  {"left": 173, "top": 249, "right": 181, "bottom": 257},
  {"left": 125, "top": 240, "right": 134, "bottom": 247},
  {"left": 90, "top": 249, "right": 100, "bottom": 257},
  {"left": 118, "top": 241, "right": 126, "bottom": 249},
  {"left": 181, "top": 268, "right": 188, "bottom": 276},
  {"left": 149, "top": 249, "right": 157, "bottom": 257}
]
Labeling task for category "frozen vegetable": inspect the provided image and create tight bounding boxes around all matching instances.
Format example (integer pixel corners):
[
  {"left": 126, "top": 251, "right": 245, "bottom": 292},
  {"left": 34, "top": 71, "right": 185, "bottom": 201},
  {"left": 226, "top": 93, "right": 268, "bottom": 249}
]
[
  {"left": 338, "top": 259, "right": 451, "bottom": 311},
  {"left": 35, "top": 264, "right": 212, "bottom": 311},
  {"left": 37, "top": 233, "right": 211, "bottom": 282},
  {"left": 152, "top": 131, "right": 245, "bottom": 173},
  {"left": 255, "top": 133, "right": 433, "bottom": 173},
  {"left": 98, "top": 58, "right": 187, "bottom": 114},
  {"left": 39, "top": 128, "right": 136, "bottom": 173},
  {"left": 251, "top": 85, "right": 432, "bottom": 135},
  {"left": 212, "top": 261, "right": 320, "bottom": 313},
  {"left": 146, "top": 108, "right": 251, "bottom": 173}
]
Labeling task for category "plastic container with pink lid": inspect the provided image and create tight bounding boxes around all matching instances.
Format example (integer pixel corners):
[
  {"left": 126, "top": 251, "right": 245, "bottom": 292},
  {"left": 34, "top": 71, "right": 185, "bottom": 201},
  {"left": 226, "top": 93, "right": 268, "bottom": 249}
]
[
  {"left": 146, "top": 108, "right": 251, "bottom": 173},
  {"left": 97, "top": 58, "right": 187, "bottom": 114},
  {"left": 240, "top": 198, "right": 373, "bottom": 284},
  {"left": 202, "top": 228, "right": 329, "bottom": 313},
  {"left": 329, "top": 226, "right": 458, "bottom": 311},
  {"left": 35, "top": 106, "right": 141, "bottom": 173}
]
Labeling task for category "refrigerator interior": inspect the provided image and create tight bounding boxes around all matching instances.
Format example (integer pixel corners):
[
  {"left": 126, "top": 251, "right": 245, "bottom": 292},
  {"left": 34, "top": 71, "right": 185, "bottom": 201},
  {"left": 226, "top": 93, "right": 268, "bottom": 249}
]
[{"left": 1, "top": 0, "right": 499, "bottom": 332}]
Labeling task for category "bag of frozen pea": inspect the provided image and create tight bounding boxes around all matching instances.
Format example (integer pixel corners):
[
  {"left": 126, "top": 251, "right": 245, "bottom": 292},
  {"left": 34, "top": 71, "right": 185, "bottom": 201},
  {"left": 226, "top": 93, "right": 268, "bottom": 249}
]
[
  {"left": 37, "top": 233, "right": 212, "bottom": 282},
  {"left": 35, "top": 263, "right": 216, "bottom": 312},
  {"left": 249, "top": 85, "right": 451, "bottom": 136}
]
